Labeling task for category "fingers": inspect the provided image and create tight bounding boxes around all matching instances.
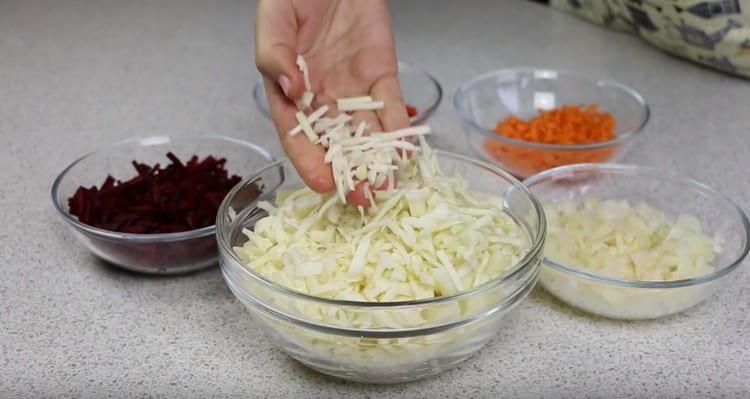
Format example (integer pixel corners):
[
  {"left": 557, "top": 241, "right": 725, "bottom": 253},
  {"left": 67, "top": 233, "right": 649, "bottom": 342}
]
[
  {"left": 264, "top": 77, "right": 334, "bottom": 193},
  {"left": 345, "top": 177, "right": 395, "bottom": 207},
  {"left": 255, "top": 0, "right": 305, "bottom": 100},
  {"left": 342, "top": 109, "right": 380, "bottom": 207},
  {"left": 256, "top": 1, "right": 332, "bottom": 193},
  {"left": 371, "top": 74, "right": 410, "bottom": 131},
  {"left": 371, "top": 74, "right": 415, "bottom": 160},
  {"left": 346, "top": 181, "right": 371, "bottom": 207},
  {"left": 342, "top": 74, "right": 408, "bottom": 207},
  {"left": 349, "top": 110, "right": 382, "bottom": 135}
]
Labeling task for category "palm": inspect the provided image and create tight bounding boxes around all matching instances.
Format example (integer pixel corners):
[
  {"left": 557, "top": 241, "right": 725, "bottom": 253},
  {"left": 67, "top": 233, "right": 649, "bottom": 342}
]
[
  {"left": 256, "top": 0, "right": 406, "bottom": 203},
  {"left": 294, "top": 0, "right": 400, "bottom": 124}
]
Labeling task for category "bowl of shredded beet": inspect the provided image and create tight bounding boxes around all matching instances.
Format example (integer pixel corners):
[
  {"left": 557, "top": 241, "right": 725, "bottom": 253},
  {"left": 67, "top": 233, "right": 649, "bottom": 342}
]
[{"left": 51, "top": 135, "right": 274, "bottom": 274}]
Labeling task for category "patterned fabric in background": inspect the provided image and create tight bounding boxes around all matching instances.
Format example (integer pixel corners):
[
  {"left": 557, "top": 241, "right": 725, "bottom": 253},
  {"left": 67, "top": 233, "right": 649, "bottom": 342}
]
[{"left": 550, "top": 0, "right": 750, "bottom": 78}]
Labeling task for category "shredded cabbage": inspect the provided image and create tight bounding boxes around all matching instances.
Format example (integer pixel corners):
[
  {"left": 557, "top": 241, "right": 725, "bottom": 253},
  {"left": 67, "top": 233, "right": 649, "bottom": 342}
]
[
  {"left": 541, "top": 198, "right": 722, "bottom": 319},
  {"left": 233, "top": 146, "right": 530, "bottom": 369},
  {"left": 234, "top": 151, "right": 528, "bottom": 304},
  {"left": 236, "top": 55, "right": 531, "bottom": 368},
  {"left": 288, "top": 55, "right": 432, "bottom": 203}
]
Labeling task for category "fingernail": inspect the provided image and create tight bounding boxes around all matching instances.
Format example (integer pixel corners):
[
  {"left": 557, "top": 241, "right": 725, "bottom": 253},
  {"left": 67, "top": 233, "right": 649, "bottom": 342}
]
[{"left": 278, "top": 75, "right": 290, "bottom": 97}]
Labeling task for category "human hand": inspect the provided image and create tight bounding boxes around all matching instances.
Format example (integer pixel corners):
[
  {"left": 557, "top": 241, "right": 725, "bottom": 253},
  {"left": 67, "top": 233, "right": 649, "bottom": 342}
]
[{"left": 255, "top": 0, "right": 409, "bottom": 206}]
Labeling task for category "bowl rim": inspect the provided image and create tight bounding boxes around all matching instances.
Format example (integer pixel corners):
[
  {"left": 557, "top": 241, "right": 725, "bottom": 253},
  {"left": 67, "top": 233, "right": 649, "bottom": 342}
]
[
  {"left": 452, "top": 67, "right": 650, "bottom": 151},
  {"left": 216, "top": 150, "right": 547, "bottom": 308},
  {"left": 51, "top": 135, "right": 275, "bottom": 243},
  {"left": 398, "top": 61, "right": 443, "bottom": 125},
  {"left": 252, "top": 61, "right": 443, "bottom": 125},
  {"left": 523, "top": 163, "right": 750, "bottom": 288}
]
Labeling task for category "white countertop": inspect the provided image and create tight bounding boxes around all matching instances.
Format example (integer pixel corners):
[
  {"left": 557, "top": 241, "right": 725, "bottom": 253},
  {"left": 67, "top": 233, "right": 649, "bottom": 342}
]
[{"left": 1, "top": 0, "right": 748, "bottom": 397}]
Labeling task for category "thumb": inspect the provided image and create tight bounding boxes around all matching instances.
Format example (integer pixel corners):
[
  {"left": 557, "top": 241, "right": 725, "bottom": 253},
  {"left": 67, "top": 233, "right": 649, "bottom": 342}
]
[
  {"left": 255, "top": 0, "right": 305, "bottom": 100},
  {"left": 255, "top": 43, "right": 305, "bottom": 101}
]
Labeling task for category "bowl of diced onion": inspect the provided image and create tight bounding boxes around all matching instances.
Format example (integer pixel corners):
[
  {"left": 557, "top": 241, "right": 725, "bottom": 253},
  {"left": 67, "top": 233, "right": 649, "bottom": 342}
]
[
  {"left": 252, "top": 62, "right": 442, "bottom": 126},
  {"left": 216, "top": 151, "right": 545, "bottom": 383},
  {"left": 523, "top": 163, "right": 750, "bottom": 320}
]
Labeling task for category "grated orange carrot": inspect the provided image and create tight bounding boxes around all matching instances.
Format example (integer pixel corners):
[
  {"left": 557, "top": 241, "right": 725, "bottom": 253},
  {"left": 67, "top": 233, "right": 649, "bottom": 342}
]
[{"left": 485, "top": 104, "right": 617, "bottom": 177}]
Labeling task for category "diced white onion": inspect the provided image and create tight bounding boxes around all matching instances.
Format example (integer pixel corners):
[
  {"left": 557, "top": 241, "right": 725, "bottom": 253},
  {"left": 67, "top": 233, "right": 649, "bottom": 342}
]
[{"left": 540, "top": 198, "right": 721, "bottom": 319}]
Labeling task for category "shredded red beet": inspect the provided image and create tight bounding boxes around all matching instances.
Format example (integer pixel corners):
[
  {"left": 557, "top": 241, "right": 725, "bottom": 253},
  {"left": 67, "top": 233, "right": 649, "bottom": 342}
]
[
  {"left": 406, "top": 104, "right": 418, "bottom": 118},
  {"left": 94, "top": 233, "right": 220, "bottom": 272},
  {"left": 68, "top": 152, "right": 244, "bottom": 234}
]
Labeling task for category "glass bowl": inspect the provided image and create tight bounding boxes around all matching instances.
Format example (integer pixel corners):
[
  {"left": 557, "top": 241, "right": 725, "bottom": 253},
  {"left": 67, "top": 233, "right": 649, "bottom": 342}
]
[
  {"left": 523, "top": 163, "right": 750, "bottom": 320},
  {"left": 453, "top": 68, "right": 649, "bottom": 178},
  {"left": 51, "top": 135, "right": 274, "bottom": 274},
  {"left": 252, "top": 62, "right": 443, "bottom": 125},
  {"left": 217, "top": 151, "right": 546, "bottom": 383}
]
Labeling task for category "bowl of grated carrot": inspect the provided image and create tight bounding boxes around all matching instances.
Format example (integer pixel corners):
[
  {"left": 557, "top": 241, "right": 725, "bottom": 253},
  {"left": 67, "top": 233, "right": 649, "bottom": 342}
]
[{"left": 453, "top": 68, "right": 649, "bottom": 178}]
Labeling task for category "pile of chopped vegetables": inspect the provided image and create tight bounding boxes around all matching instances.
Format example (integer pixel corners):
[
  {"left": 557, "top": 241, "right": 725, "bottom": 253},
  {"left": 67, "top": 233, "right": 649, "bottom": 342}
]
[
  {"left": 484, "top": 104, "right": 616, "bottom": 177},
  {"left": 288, "top": 55, "right": 430, "bottom": 205},
  {"left": 495, "top": 105, "right": 615, "bottom": 145},
  {"left": 544, "top": 198, "right": 720, "bottom": 281},
  {"left": 227, "top": 56, "right": 536, "bottom": 369},
  {"left": 234, "top": 55, "right": 528, "bottom": 306},
  {"left": 235, "top": 147, "right": 527, "bottom": 303},
  {"left": 539, "top": 198, "right": 723, "bottom": 319}
]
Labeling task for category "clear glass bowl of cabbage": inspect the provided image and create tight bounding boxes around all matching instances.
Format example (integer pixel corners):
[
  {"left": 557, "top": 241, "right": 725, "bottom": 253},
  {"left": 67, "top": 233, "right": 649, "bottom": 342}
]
[
  {"left": 216, "top": 151, "right": 545, "bottom": 383},
  {"left": 524, "top": 163, "right": 750, "bottom": 320}
]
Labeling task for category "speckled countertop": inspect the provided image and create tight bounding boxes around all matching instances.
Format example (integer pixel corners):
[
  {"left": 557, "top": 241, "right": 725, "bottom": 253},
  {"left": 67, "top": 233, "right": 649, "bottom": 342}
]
[{"left": 1, "top": 0, "right": 748, "bottom": 397}]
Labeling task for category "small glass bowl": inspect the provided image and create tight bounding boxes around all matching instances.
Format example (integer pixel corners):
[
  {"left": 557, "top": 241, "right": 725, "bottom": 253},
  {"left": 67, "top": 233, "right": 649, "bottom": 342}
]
[
  {"left": 217, "top": 151, "right": 546, "bottom": 383},
  {"left": 453, "top": 68, "right": 649, "bottom": 178},
  {"left": 523, "top": 163, "right": 750, "bottom": 320},
  {"left": 51, "top": 135, "right": 274, "bottom": 274},
  {"left": 252, "top": 62, "right": 442, "bottom": 125}
]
